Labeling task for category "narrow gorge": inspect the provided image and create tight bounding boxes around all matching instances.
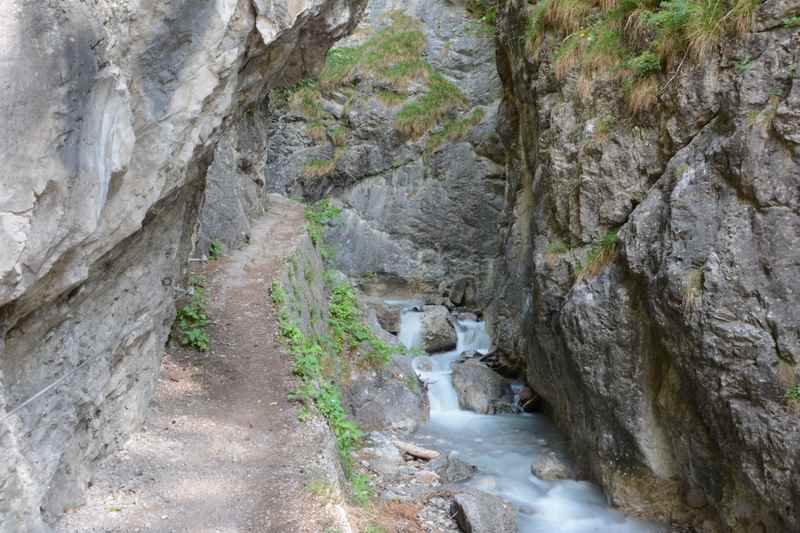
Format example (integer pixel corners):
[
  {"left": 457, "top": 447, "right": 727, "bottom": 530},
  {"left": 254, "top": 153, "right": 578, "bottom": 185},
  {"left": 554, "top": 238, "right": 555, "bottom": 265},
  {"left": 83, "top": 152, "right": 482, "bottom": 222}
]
[{"left": 1, "top": 0, "right": 798, "bottom": 532}]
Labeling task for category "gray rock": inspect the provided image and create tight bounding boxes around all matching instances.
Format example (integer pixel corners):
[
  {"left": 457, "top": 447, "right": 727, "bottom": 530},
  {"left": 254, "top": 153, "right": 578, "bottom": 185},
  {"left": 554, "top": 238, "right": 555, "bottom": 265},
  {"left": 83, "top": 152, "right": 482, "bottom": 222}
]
[
  {"left": 435, "top": 453, "right": 478, "bottom": 484},
  {"left": 451, "top": 359, "right": 512, "bottom": 414},
  {"left": 451, "top": 490, "right": 516, "bottom": 533},
  {"left": 421, "top": 305, "right": 457, "bottom": 353},
  {"left": 346, "top": 355, "right": 429, "bottom": 433},
  {"left": 530, "top": 451, "right": 575, "bottom": 481}
]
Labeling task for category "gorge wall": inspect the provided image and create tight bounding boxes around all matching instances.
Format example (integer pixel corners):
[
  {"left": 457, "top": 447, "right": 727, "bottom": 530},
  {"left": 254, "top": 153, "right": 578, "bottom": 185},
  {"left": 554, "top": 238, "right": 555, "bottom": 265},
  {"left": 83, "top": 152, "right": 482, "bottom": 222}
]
[
  {"left": 489, "top": 0, "right": 800, "bottom": 530},
  {"left": 263, "top": 0, "right": 507, "bottom": 308},
  {"left": 0, "top": 1, "right": 365, "bottom": 530}
]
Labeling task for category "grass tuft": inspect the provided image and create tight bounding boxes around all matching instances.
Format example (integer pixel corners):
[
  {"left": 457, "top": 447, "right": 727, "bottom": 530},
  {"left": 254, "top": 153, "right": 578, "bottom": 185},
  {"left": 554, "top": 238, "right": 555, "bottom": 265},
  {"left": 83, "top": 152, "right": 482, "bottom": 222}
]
[
  {"left": 577, "top": 230, "right": 619, "bottom": 281},
  {"left": 627, "top": 75, "right": 660, "bottom": 113},
  {"left": 395, "top": 71, "right": 468, "bottom": 138}
]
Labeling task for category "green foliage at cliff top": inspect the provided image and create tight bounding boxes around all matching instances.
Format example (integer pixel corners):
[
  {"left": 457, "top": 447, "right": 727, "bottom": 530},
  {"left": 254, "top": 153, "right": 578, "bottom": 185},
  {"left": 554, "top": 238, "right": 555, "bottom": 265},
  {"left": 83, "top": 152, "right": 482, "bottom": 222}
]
[{"left": 525, "top": 0, "right": 762, "bottom": 111}]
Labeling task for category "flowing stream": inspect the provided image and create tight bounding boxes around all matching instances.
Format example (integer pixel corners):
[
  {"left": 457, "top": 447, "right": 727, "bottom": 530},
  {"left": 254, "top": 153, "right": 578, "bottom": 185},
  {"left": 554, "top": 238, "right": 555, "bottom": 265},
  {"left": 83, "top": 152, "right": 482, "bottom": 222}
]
[{"left": 399, "top": 311, "right": 665, "bottom": 533}]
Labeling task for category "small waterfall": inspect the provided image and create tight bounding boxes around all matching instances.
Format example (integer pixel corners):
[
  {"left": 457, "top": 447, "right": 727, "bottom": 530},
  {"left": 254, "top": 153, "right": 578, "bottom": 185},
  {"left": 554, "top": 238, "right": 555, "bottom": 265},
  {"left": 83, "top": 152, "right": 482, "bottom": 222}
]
[
  {"left": 398, "top": 311, "right": 424, "bottom": 350},
  {"left": 405, "top": 312, "right": 493, "bottom": 413}
]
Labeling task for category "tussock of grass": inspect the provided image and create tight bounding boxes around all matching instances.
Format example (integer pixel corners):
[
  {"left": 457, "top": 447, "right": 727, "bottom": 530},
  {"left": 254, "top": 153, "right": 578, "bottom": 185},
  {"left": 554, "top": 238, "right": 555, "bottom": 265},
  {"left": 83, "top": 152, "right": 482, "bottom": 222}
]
[
  {"left": 306, "top": 121, "right": 326, "bottom": 141},
  {"left": 546, "top": 0, "right": 594, "bottom": 32},
  {"left": 627, "top": 75, "right": 660, "bottom": 113},
  {"left": 376, "top": 90, "right": 406, "bottom": 107},
  {"left": 301, "top": 11, "right": 469, "bottom": 142},
  {"left": 288, "top": 83, "right": 324, "bottom": 120},
  {"left": 304, "top": 158, "right": 337, "bottom": 179},
  {"left": 554, "top": 34, "right": 583, "bottom": 80},
  {"left": 320, "top": 12, "right": 427, "bottom": 91},
  {"left": 425, "top": 108, "right": 485, "bottom": 153},
  {"left": 329, "top": 126, "right": 347, "bottom": 147},
  {"left": 577, "top": 230, "right": 619, "bottom": 281},
  {"left": 525, "top": 0, "right": 760, "bottom": 112},
  {"left": 395, "top": 71, "right": 468, "bottom": 138}
]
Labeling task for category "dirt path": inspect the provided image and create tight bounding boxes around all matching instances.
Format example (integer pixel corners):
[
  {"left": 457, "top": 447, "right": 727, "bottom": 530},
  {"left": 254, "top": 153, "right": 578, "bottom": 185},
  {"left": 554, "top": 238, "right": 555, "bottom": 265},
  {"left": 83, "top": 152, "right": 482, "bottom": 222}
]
[{"left": 56, "top": 195, "right": 345, "bottom": 533}]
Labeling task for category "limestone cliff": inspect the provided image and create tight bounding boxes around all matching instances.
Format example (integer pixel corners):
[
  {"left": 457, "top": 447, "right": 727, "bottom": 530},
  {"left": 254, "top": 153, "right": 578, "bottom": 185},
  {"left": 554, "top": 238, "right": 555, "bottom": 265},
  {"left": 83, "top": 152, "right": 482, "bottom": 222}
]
[
  {"left": 490, "top": 0, "right": 800, "bottom": 530},
  {"left": 0, "top": 1, "right": 365, "bottom": 530}
]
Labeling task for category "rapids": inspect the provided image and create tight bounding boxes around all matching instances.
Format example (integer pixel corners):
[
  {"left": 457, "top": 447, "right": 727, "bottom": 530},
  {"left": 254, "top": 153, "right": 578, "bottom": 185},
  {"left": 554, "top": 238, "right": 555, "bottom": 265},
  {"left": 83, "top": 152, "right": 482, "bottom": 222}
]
[{"left": 399, "top": 310, "right": 665, "bottom": 533}]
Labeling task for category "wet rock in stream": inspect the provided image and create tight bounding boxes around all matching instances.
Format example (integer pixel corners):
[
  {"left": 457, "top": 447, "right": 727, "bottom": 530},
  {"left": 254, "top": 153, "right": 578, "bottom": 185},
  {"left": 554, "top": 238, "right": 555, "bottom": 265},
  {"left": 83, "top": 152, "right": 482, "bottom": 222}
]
[
  {"left": 530, "top": 450, "right": 576, "bottom": 481},
  {"left": 421, "top": 305, "right": 458, "bottom": 353},
  {"left": 451, "top": 358, "right": 514, "bottom": 414}
]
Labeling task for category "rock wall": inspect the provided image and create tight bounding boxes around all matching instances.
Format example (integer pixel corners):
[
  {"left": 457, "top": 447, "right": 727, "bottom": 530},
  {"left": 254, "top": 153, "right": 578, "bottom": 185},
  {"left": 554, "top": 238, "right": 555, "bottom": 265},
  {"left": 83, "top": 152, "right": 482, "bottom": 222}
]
[
  {"left": 265, "top": 0, "right": 506, "bottom": 306},
  {"left": 0, "top": 1, "right": 365, "bottom": 530},
  {"left": 490, "top": 0, "right": 800, "bottom": 530}
]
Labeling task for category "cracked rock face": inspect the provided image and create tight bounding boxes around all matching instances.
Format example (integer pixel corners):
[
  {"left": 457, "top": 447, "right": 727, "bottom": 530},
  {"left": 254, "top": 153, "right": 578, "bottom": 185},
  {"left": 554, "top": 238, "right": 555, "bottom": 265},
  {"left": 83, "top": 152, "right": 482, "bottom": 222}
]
[
  {"left": 491, "top": 0, "right": 800, "bottom": 530},
  {"left": 0, "top": 0, "right": 365, "bottom": 530}
]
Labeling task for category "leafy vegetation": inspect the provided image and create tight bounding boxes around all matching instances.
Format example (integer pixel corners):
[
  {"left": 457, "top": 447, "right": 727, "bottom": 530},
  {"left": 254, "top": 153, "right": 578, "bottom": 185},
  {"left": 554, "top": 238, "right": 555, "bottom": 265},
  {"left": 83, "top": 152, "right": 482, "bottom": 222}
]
[
  {"left": 176, "top": 276, "right": 210, "bottom": 351},
  {"left": 784, "top": 16, "right": 800, "bottom": 27},
  {"left": 350, "top": 472, "right": 373, "bottom": 506},
  {"left": 209, "top": 240, "right": 223, "bottom": 261},
  {"left": 786, "top": 385, "right": 800, "bottom": 402},
  {"left": 275, "top": 281, "right": 364, "bottom": 477},
  {"left": 524, "top": 0, "right": 764, "bottom": 111},
  {"left": 329, "top": 284, "right": 400, "bottom": 366},
  {"left": 305, "top": 199, "right": 342, "bottom": 247}
]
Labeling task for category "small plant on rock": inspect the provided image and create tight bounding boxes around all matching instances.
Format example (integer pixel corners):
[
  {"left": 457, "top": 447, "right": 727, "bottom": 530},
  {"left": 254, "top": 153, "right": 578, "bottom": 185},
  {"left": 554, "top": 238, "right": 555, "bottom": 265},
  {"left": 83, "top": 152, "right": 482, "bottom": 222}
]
[
  {"left": 786, "top": 385, "right": 800, "bottom": 403},
  {"left": 577, "top": 230, "right": 619, "bottom": 281},
  {"left": 209, "top": 240, "right": 223, "bottom": 261},
  {"left": 176, "top": 280, "right": 210, "bottom": 351}
]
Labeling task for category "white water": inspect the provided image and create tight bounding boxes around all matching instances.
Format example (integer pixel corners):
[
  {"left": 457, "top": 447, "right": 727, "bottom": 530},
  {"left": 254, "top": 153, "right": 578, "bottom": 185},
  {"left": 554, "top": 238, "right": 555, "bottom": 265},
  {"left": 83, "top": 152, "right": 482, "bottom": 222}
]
[{"left": 399, "top": 310, "right": 665, "bottom": 533}]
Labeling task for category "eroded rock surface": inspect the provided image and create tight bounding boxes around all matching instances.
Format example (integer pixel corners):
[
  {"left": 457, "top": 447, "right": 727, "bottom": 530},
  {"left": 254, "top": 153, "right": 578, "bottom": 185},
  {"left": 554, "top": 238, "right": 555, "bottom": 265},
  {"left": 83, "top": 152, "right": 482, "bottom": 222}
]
[{"left": 0, "top": 1, "right": 365, "bottom": 530}]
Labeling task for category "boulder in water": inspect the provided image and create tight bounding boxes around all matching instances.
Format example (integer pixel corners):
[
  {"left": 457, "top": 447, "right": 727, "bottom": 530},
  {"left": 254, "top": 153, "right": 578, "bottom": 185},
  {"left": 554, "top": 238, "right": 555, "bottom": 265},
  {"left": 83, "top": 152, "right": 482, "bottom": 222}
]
[
  {"left": 433, "top": 452, "right": 478, "bottom": 484},
  {"left": 420, "top": 305, "right": 457, "bottom": 352},
  {"left": 530, "top": 451, "right": 575, "bottom": 480},
  {"left": 451, "top": 490, "right": 516, "bottom": 533},
  {"left": 451, "top": 359, "right": 513, "bottom": 414}
]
